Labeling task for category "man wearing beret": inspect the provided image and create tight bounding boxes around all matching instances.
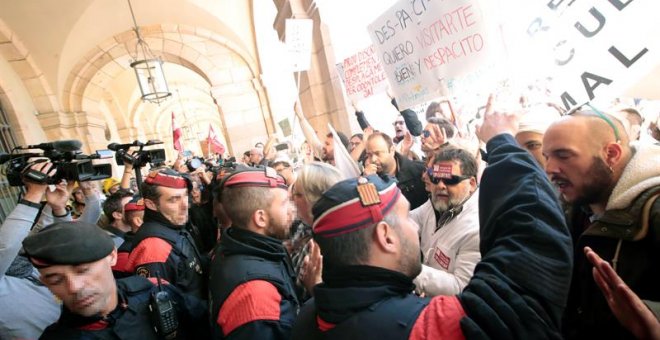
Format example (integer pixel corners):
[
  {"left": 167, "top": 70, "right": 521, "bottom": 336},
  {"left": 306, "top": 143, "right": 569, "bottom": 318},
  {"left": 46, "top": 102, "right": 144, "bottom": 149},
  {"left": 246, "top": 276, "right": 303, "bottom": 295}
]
[
  {"left": 23, "top": 221, "right": 208, "bottom": 339},
  {"left": 112, "top": 194, "right": 145, "bottom": 278},
  {"left": 124, "top": 168, "right": 208, "bottom": 299},
  {"left": 292, "top": 105, "right": 573, "bottom": 339},
  {"left": 209, "top": 167, "right": 298, "bottom": 339}
]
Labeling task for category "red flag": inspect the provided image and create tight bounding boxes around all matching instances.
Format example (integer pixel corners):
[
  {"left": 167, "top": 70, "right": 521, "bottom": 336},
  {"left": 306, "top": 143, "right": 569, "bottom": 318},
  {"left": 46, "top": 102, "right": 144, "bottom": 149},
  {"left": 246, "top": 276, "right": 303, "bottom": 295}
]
[
  {"left": 172, "top": 112, "right": 183, "bottom": 152},
  {"left": 207, "top": 124, "right": 225, "bottom": 156}
]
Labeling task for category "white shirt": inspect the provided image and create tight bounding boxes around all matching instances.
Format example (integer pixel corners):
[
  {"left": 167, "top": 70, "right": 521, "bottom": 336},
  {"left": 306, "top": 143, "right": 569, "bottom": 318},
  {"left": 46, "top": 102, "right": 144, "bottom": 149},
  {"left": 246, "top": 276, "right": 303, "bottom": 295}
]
[{"left": 411, "top": 189, "right": 480, "bottom": 296}]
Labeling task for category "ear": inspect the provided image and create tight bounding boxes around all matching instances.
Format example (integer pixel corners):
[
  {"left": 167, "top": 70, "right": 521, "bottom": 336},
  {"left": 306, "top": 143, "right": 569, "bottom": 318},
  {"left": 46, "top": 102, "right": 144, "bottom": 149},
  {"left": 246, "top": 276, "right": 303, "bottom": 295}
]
[
  {"left": 112, "top": 211, "right": 123, "bottom": 221},
  {"left": 144, "top": 198, "right": 157, "bottom": 211},
  {"left": 252, "top": 209, "right": 268, "bottom": 229},
  {"left": 133, "top": 216, "right": 143, "bottom": 227},
  {"left": 373, "top": 221, "right": 399, "bottom": 254},
  {"left": 108, "top": 249, "right": 118, "bottom": 266},
  {"left": 604, "top": 142, "right": 623, "bottom": 168},
  {"left": 468, "top": 176, "right": 478, "bottom": 193}
]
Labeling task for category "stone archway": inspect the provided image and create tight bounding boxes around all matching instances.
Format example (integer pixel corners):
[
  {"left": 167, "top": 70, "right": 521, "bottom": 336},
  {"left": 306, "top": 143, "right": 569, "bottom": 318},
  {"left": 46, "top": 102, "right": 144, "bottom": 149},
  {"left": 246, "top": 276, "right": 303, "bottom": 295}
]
[{"left": 61, "top": 24, "right": 274, "bottom": 156}]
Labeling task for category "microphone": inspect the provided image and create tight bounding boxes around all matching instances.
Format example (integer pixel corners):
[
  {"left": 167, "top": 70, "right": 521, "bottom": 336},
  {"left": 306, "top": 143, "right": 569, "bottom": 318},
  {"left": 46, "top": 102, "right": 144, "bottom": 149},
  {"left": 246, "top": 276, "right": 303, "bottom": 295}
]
[
  {"left": 19, "top": 140, "right": 82, "bottom": 152},
  {"left": 108, "top": 140, "right": 144, "bottom": 151}
]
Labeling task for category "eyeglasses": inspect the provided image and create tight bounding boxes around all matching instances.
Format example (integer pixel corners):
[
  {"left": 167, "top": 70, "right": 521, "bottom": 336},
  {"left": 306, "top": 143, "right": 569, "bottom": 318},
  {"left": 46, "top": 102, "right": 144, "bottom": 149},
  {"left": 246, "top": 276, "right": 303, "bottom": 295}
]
[
  {"left": 392, "top": 121, "right": 405, "bottom": 126},
  {"left": 422, "top": 130, "right": 431, "bottom": 138},
  {"left": 426, "top": 167, "right": 471, "bottom": 185}
]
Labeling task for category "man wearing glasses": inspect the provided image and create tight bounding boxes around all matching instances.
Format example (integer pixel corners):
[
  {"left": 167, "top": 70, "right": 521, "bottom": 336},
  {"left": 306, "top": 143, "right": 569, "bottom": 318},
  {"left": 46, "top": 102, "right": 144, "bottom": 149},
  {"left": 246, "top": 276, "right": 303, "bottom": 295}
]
[{"left": 410, "top": 147, "right": 480, "bottom": 296}]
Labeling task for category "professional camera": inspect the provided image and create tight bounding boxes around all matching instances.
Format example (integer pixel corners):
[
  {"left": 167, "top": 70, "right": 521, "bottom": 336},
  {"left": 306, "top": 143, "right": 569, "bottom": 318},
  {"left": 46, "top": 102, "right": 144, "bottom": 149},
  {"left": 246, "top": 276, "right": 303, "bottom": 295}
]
[
  {"left": 0, "top": 140, "right": 113, "bottom": 186},
  {"left": 108, "top": 140, "right": 166, "bottom": 168}
]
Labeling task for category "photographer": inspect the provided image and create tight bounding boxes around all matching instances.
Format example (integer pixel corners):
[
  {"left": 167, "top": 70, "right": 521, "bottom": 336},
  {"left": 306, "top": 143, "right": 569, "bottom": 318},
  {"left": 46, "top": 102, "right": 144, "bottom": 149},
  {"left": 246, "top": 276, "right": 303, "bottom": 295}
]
[{"left": 0, "top": 162, "right": 69, "bottom": 339}]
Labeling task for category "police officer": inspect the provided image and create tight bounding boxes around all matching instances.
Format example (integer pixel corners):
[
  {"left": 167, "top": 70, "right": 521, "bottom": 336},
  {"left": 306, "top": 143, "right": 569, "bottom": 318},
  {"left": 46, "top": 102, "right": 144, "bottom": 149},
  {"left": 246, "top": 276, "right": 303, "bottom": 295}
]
[
  {"left": 292, "top": 107, "right": 574, "bottom": 339},
  {"left": 209, "top": 168, "right": 298, "bottom": 339},
  {"left": 22, "top": 221, "right": 208, "bottom": 339},
  {"left": 124, "top": 168, "right": 208, "bottom": 299}
]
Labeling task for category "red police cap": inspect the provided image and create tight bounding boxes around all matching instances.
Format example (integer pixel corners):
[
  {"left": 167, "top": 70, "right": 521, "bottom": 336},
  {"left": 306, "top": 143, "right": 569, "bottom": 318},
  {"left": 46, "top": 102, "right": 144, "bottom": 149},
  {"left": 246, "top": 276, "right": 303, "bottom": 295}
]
[
  {"left": 222, "top": 167, "right": 287, "bottom": 190},
  {"left": 312, "top": 175, "right": 401, "bottom": 238}
]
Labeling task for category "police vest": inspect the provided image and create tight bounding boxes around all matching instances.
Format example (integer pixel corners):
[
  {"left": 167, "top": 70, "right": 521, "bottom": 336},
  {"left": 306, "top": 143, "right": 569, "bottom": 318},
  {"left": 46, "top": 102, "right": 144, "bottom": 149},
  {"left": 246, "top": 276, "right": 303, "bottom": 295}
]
[
  {"left": 209, "top": 251, "right": 300, "bottom": 338},
  {"left": 130, "top": 221, "right": 208, "bottom": 298},
  {"left": 292, "top": 294, "right": 430, "bottom": 340},
  {"left": 41, "top": 277, "right": 163, "bottom": 340}
]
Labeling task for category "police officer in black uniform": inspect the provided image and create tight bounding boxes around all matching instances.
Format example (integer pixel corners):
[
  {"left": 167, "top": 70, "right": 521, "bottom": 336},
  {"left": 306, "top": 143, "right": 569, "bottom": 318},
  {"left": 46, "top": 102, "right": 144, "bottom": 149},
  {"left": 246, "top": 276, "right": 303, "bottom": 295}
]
[
  {"left": 23, "top": 221, "right": 209, "bottom": 339},
  {"left": 209, "top": 168, "right": 299, "bottom": 339},
  {"left": 124, "top": 168, "right": 208, "bottom": 300}
]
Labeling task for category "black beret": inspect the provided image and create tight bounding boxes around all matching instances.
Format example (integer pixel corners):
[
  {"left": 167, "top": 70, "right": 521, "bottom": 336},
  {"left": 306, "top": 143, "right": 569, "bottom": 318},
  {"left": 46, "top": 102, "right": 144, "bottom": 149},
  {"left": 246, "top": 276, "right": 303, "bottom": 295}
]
[
  {"left": 22, "top": 221, "right": 115, "bottom": 267},
  {"left": 312, "top": 175, "right": 401, "bottom": 238}
]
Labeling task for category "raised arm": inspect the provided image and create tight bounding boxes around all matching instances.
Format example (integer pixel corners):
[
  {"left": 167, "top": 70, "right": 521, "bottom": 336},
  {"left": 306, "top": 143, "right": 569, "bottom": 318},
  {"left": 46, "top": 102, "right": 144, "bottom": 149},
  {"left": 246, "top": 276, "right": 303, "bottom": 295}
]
[
  {"left": 294, "top": 101, "right": 324, "bottom": 160},
  {"left": 458, "top": 101, "right": 572, "bottom": 339}
]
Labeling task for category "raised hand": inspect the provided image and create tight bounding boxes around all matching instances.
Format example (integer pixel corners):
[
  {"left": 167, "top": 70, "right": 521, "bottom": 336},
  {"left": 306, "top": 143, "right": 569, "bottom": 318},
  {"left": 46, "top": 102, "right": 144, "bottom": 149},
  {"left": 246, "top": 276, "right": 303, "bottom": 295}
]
[
  {"left": 22, "top": 162, "right": 55, "bottom": 204},
  {"left": 475, "top": 94, "right": 520, "bottom": 144},
  {"left": 46, "top": 180, "right": 71, "bottom": 216},
  {"left": 299, "top": 240, "right": 323, "bottom": 295},
  {"left": 585, "top": 247, "right": 660, "bottom": 339}
]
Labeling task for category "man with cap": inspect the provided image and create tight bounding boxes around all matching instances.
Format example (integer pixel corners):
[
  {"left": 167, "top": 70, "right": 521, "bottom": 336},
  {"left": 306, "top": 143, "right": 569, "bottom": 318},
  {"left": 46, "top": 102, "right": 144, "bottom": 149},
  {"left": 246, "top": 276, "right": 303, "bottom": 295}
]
[
  {"left": 112, "top": 194, "right": 145, "bottom": 278},
  {"left": 410, "top": 146, "right": 480, "bottom": 296},
  {"left": 23, "top": 220, "right": 208, "bottom": 339},
  {"left": 124, "top": 168, "right": 208, "bottom": 299},
  {"left": 209, "top": 167, "right": 298, "bottom": 339},
  {"left": 514, "top": 103, "right": 561, "bottom": 170},
  {"left": 292, "top": 106, "right": 573, "bottom": 339}
]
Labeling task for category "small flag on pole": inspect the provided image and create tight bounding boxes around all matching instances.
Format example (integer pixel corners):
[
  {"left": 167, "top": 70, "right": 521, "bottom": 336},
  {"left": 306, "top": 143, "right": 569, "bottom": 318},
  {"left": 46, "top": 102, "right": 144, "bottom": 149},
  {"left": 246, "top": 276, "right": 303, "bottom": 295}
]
[
  {"left": 172, "top": 112, "right": 183, "bottom": 152},
  {"left": 207, "top": 124, "right": 225, "bottom": 156}
]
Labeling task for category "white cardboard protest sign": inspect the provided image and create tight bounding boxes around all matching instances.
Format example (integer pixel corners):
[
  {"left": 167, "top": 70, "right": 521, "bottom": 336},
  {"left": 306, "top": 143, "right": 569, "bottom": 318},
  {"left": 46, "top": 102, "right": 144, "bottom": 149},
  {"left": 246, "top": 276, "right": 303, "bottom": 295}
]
[
  {"left": 336, "top": 45, "right": 389, "bottom": 101},
  {"left": 367, "top": 0, "right": 498, "bottom": 110},
  {"left": 506, "top": 0, "right": 660, "bottom": 110},
  {"left": 286, "top": 19, "right": 314, "bottom": 72}
]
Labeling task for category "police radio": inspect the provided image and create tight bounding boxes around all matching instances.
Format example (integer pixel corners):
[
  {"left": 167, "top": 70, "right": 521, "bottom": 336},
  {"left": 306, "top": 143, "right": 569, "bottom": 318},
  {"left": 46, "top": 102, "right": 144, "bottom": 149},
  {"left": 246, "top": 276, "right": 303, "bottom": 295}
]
[{"left": 149, "top": 272, "right": 179, "bottom": 339}]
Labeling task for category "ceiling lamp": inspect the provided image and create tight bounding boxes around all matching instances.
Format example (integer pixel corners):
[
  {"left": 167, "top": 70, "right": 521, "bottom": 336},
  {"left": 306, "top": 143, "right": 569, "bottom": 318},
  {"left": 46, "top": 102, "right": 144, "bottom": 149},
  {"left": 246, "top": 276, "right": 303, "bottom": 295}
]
[{"left": 127, "top": 0, "right": 170, "bottom": 104}]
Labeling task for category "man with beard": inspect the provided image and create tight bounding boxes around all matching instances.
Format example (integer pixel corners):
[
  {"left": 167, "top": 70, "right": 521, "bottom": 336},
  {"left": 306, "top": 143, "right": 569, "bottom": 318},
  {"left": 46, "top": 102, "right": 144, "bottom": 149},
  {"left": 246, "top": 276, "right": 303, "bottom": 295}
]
[
  {"left": 124, "top": 168, "right": 208, "bottom": 300},
  {"left": 410, "top": 147, "right": 480, "bottom": 296},
  {"left": 292, "top": 103, "right": 572, "bottom": 339},
  {"left": 23, "top": 221, "right": 208, "bottom": 339},
  {"left": 364, "top": 131, "right": 428, "bottom": 210},
  {"left": 542, "top": 110, "right": 660, "bottom": 339},
  {"left": 209, "top": 168, "right": 297, "bottom": 339}
]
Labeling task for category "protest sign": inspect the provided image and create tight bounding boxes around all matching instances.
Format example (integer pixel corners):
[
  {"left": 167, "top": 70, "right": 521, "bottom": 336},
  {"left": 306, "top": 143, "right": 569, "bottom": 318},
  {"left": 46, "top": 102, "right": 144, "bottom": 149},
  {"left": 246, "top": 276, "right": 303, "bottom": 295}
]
[
  {"left": 286, "top": 19, "right": 314, "bottom": 72},
  {"left": 337, "top": 45, "right": 389, "bottom": 101},
  {"left": 368, "top": 0, "right": 499, "bottom": 110},
  {"left": 504, "top": 0, "right": 660, "bottom": 111}
]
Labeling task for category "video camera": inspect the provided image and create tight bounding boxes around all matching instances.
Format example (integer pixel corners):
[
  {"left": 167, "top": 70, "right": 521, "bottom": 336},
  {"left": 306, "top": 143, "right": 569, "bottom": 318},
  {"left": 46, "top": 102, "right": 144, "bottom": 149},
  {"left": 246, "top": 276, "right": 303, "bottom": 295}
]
[
  {"left": 0, "top": 140, "right": 113, "bottom": 186},
  {"left": 108, "top": 140, "right": 166, "bottom": 168}
]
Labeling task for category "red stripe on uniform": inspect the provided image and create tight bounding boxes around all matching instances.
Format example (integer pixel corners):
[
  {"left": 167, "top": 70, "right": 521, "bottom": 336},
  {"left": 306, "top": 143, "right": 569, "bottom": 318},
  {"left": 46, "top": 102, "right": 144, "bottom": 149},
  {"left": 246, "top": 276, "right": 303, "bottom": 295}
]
[
  {"left": 79, "top": 320, "right": 109, "bottom": 331},
  {"left": 316, "top": 315, "right": 336, "bottom": 331},
  {"left": 124, "top": 237, "right": 172, "bottom": 271},
  {"left": 112, "top": 252, "right": 130, "bottom": 272},
  {"left": 409, "top": 296, "right": 466, "bottom": 340},
  {"left": 217, "top": 280, "right": 281, "bottom": 336}
]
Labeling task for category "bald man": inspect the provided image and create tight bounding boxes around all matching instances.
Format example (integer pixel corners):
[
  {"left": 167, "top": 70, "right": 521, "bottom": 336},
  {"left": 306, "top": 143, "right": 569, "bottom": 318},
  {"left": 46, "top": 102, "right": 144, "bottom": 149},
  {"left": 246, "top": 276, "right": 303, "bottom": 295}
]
[{"left": 542, "top": 111, "right": 660, "bottom": 339}]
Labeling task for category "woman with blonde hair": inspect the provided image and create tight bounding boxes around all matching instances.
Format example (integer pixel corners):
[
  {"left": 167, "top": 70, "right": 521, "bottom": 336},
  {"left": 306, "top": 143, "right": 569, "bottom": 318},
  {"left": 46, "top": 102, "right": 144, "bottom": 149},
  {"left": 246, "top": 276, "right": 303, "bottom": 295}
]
[{"left": 288, "top": 162, "right": 342, "bottom": 299}]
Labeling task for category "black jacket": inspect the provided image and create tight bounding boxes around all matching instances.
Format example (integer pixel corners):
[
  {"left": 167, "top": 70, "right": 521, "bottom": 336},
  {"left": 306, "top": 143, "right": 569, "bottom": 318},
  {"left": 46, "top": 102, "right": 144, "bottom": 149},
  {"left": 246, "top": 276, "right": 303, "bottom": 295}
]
[
  {"left": 40, "top": 276, "right": 208, "bottom": 339},
  {"left": 126, "top": 209, "right": 208, "bottom": 300},
  {"left": 209, "top": 227, "right": 299, "bottom": 339}
]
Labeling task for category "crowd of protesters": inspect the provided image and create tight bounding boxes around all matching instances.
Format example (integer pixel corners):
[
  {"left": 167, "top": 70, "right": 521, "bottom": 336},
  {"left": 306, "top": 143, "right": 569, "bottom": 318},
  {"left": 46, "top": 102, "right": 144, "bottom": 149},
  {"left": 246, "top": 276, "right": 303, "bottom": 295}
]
[{"left": 1, "top": 89, "right": 659, "bottom": 340}]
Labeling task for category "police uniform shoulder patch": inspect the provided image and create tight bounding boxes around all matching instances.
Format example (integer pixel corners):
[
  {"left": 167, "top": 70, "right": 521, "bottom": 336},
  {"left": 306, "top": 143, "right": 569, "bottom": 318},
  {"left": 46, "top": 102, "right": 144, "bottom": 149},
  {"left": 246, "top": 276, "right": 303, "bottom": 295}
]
[{"left": 136, "top": 266, "right": 150, "bottom": 277}]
